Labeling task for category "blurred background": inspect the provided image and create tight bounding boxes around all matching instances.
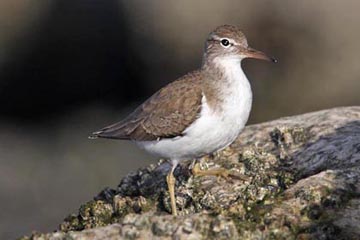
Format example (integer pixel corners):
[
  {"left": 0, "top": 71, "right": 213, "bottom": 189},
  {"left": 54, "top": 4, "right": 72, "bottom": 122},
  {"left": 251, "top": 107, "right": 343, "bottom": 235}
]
[{"left": 0, "top": 0, "right": 359, "bottom": 238}]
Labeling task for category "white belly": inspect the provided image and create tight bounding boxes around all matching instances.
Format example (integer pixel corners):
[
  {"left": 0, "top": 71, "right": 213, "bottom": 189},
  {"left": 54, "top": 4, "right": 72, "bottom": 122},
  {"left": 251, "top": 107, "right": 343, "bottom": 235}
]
[
  {"left": 137, "top": 58, "right": 252, "bottom": 161},
  {"left": 137, "top": 100, "right": 251, "bottom": 160}
]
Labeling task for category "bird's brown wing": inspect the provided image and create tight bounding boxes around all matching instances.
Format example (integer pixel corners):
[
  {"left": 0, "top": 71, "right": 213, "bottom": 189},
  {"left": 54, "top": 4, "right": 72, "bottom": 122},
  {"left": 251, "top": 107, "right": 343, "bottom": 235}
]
[{"left": 91, "top": 71, "right": 203, "bottom": 141}]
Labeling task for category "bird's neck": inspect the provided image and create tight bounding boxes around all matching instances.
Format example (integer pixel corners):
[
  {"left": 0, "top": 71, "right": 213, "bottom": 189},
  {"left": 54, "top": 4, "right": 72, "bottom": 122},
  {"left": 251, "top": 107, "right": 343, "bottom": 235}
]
[{"left": 201, "top": 56, "right": 251, "bottom": 112}]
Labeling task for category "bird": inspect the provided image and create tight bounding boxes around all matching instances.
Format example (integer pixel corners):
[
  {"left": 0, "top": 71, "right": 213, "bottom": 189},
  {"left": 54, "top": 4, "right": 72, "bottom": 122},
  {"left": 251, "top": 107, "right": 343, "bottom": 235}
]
[{"left": 90, "top": 25, "right": 276, "bottom": 216}]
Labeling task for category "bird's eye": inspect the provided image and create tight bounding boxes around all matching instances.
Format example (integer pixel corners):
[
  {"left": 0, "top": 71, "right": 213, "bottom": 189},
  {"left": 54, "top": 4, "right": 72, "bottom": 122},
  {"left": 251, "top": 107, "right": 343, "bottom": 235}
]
[{"left": 220, "top": 39, "right": 230, "bottom": 47}]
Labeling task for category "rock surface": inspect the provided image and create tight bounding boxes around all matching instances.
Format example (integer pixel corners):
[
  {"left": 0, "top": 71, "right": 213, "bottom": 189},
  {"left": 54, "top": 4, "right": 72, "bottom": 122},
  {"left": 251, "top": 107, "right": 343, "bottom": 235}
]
[{"left": 22, "top": 107, "right": 360, "bottom": 240}]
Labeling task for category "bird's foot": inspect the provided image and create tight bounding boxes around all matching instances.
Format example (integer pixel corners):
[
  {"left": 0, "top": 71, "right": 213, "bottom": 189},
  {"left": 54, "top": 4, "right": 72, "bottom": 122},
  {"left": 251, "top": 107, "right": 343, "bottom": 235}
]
[
  {"left": 191, "top": 162, "right": 231, "bottom": 181},
  {"left": 191, "top": 162, "right": 250, "bottom": 182}
]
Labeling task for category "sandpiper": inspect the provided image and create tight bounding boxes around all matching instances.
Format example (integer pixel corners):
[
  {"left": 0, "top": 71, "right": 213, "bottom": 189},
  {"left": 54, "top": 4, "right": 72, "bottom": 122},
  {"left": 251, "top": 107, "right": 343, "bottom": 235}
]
[{"left": 90, "top": 25, "right": 276, "bottom": 215}]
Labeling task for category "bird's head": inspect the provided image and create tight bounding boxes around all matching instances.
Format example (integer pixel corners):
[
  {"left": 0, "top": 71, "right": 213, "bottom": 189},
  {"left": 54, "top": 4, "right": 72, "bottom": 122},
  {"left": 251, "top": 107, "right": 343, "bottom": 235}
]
[{"left": 203, "top": 25, "right": 277, "bottom": 64}]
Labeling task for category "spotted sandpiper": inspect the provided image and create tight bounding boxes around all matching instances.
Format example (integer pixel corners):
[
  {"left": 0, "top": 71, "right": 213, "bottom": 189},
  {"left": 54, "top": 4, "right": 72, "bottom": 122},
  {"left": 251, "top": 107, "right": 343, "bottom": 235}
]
[{"left": 90, "top": 25, "right": 276, "bottom": 216}]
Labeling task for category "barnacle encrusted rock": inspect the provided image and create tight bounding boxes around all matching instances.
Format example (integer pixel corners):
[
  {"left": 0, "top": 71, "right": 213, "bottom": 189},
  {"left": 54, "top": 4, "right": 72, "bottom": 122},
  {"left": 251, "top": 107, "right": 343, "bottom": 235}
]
[{"left": 21, "top": 106, "right": 360, "bottom": 240}]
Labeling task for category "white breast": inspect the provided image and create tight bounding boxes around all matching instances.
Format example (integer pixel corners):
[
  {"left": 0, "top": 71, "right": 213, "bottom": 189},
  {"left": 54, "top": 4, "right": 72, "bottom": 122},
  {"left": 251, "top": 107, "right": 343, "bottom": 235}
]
[{"left": 137, "top": 58, "right": 252, "bottom": 161}]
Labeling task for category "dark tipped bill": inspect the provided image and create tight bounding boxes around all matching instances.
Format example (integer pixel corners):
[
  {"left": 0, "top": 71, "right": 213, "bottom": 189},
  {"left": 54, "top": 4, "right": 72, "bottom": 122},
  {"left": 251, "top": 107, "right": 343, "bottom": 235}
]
[{"left": 245, "top": 47, "right": 277, "bottom": 63}]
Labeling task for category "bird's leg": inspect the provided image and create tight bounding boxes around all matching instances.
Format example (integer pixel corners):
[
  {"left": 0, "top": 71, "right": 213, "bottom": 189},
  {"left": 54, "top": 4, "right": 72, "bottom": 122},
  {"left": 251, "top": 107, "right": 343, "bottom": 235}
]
[
  {"left": 166, "top": 160, "right": 178, "bottom": 216},
  {"left": 192, "top": 162, "right": 230, "bottom": 180}
]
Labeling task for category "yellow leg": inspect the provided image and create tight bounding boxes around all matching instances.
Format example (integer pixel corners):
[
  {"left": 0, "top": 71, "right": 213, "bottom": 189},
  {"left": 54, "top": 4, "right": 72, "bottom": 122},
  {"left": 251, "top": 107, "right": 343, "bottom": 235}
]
[
  {"left": 166, "top": 164, "right": 177, "bottom": 216},
  {"left": 192, "top": 162, "right": 230, "bottom": 179}
]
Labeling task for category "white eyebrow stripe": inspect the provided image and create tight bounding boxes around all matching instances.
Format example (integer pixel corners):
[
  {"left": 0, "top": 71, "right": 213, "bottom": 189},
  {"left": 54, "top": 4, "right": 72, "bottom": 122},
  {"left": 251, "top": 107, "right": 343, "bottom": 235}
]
[{"left": 211, "top": 35, "right": 239, "bottom": 45}]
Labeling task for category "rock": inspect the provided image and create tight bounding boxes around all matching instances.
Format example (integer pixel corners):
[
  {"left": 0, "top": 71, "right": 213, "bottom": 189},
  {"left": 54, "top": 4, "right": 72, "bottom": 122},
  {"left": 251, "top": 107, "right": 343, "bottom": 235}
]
[{"left": 21, "top": 106, "right": 360, "bottom": 240}]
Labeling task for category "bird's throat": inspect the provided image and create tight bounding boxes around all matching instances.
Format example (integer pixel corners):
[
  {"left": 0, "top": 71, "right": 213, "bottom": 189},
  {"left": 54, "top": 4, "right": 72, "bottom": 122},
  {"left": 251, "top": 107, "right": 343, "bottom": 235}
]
[{"left": 202, "top": 57, "right": 250, "bottom": 113}]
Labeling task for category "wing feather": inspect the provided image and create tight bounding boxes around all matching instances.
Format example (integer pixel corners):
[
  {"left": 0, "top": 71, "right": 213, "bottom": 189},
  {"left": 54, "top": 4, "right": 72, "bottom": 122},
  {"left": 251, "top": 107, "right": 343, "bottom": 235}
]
[{"left": 90, "top": 71, "right": 203, "bottom": 141}]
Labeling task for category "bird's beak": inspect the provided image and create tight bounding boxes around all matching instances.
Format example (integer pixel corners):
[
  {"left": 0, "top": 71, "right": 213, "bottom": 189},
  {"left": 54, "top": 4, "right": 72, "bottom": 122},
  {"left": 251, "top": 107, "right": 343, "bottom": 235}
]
[{"left": 244, "top": 47, "right": 277, "bottom": 63}]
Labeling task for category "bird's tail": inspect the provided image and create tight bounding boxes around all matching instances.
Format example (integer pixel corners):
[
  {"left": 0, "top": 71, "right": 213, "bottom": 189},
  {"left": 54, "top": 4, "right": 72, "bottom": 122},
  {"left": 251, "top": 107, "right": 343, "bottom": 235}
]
[
  {"left": 88, "top": 131, "right": 102, "bottom": 139},
  {"left": 88, "top": 121, "right": 133, "bottom": 140}
]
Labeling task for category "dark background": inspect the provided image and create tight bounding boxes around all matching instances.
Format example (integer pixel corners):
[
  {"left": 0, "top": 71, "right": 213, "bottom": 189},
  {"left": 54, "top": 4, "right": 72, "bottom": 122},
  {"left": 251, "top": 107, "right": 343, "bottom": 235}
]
[{"left": 1, "top": 0, "right": 359, "bottom": 239}]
